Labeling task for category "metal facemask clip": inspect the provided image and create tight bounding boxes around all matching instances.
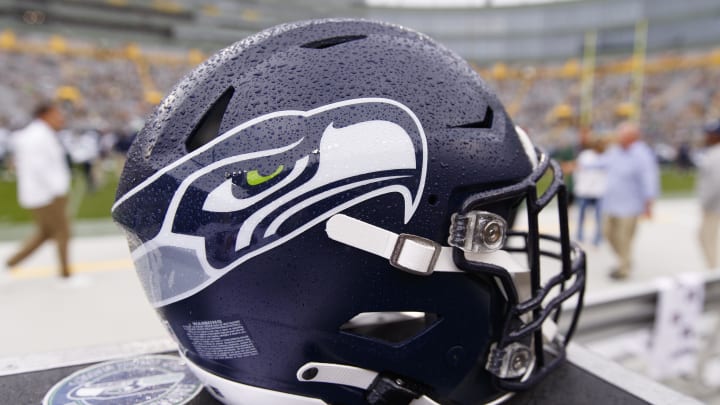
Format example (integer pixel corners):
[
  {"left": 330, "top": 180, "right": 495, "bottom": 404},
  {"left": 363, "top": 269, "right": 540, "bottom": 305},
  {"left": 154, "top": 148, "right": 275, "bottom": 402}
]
[
  {"left": 448, "top": 211, "right": 508, "bottom": 253},
  {"left": 486, "top": 342, "right": 535, "bottom": 379}
]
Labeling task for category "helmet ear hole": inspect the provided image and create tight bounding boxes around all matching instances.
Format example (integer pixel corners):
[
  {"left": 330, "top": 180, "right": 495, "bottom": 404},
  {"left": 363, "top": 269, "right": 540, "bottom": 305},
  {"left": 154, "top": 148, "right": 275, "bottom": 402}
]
[
  {"left": 340, "top": 312, "right": 440, "bottom": 345},
  {"left": 185, "top": 86, "right": 235, "bottom": 153}
]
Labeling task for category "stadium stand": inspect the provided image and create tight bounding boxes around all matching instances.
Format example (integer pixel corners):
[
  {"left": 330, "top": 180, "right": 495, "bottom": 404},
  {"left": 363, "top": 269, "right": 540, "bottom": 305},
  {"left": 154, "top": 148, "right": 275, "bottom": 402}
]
[
  {"left": 0, "top": 0, "right": 719, "bottom": 154},
  {"left": 0, "top": 31, "right": 198, "bottom": 131},
  {"left": 480, "top": 49, "right": 720, "bottom": 148},
  {"left": 1, "top": 30, "right": 717, "bottom": 155}
]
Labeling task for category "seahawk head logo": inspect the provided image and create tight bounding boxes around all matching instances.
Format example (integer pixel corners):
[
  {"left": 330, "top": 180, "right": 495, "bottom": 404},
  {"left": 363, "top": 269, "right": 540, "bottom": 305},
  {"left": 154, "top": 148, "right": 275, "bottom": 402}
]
[{"left": 113, "top": 98, "right": 427, "bottom": 307}]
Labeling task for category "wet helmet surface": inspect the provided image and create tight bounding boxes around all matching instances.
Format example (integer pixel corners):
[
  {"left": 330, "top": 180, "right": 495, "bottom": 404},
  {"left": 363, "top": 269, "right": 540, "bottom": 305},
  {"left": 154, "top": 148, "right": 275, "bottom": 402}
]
[{"left": 113, "top": 19, "right": 585, "bottom": 405}]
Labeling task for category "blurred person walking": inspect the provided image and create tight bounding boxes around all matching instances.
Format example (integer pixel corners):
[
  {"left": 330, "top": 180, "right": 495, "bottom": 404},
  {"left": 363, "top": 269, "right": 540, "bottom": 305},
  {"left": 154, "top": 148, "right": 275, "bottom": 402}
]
[
  {"left": 62, "top": 128, "right": 100, "bottom": 192},
  {"left": 573, "top": 137, "right": 608, "bottom": 246},
  {"left": 698, "top": 120, "right": 720, "bottom": 269},
  {"left": 601, "top": 122, "right": 660, "bottom": 280},
  {"left": 676, "top": 142, "right": 695, "bottom": 173},
  {"left": 3, "top": 103, "right": 73, "bottom": 280}
]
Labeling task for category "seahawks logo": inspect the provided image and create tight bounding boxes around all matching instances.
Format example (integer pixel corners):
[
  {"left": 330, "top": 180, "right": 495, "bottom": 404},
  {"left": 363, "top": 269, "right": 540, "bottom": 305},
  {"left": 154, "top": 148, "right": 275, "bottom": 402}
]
[
  {"left": 113, "top": 98, "right": 427, "bottom": 307},
  {"left": 43, "top": 355, "right": 201, "bottom": 405}
]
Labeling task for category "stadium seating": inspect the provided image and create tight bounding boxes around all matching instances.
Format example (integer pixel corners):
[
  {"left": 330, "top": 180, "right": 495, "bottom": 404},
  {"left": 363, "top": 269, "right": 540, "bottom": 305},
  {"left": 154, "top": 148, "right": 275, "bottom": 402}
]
[{"left": 0, "top": 31, "right": 718, "bottom": 152}]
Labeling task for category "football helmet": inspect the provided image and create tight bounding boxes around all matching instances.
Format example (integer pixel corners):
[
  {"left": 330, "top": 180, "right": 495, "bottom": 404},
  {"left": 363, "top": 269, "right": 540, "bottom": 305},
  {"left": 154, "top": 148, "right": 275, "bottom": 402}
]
[{"left": 113, "top": 19, "right": 585, "bottom": 405}]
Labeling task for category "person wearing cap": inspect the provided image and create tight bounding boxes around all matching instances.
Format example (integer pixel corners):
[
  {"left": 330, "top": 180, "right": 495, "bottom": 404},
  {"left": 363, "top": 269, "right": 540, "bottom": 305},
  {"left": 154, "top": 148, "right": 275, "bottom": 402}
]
[{"left": 698, "top": 119, "right": 720, "bottom": 269}]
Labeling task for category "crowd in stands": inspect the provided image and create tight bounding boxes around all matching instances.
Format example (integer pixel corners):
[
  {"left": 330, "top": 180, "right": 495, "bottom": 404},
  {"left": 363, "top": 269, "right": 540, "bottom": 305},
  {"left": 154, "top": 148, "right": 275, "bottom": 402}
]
[
  {"left": 484, "top": 49, "right": 720, "bottom": 154},
  {"left": 0, "top": 36, "right": 718, "bottom": 175},
  {"left": 0, "top": 40, "right": 159, "bottom": 181},
  {"left": 0, "top": 51, "right": 146, "bottom": 132}
]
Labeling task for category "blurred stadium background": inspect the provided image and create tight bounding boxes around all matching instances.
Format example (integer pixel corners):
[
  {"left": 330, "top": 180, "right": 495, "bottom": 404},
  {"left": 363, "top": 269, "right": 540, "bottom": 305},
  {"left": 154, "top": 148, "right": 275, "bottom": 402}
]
[
  {"left": 1, "top": 0, "right": 720, "bottom": 402},
  {"left": 1, "top": 0, "right": 719, "bottom": 222},
  {"left": 1, "top": 0, "right": 719, "bottom": 133}
]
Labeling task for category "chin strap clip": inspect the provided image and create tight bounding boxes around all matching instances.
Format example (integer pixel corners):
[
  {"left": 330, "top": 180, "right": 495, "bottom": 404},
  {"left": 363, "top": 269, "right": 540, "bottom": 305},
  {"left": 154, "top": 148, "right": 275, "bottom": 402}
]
[
  {"left": 297, "top": 362, "right": 440, "bottom": 405},
  {"left": 325, "top": 214, "right": 528, "bottom": 276},
  {"left": 366, "top": 373, "right": 427, "bottom": 405}
]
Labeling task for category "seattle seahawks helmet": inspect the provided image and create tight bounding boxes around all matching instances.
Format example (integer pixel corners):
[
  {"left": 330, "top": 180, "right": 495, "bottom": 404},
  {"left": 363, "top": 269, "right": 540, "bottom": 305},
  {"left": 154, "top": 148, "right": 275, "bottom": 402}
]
[{"left": 112, "top": 19, "right": 585, "bottom": 405}]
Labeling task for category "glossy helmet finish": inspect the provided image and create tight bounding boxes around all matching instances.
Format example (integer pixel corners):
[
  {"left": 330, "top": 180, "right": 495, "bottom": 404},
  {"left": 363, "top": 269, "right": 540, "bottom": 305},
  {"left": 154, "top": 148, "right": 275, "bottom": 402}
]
[{"left": 112, "top": 19, "right": 585, "bottom": 405}]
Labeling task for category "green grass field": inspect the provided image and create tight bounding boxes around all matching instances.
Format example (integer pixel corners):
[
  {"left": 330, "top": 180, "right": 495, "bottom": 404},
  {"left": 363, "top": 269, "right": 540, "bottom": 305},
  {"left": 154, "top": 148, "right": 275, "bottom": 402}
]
[
  {"left": 0, "top": 169, "right": 120, "bottom": 224},
  {"left": 660, "top": 168, "right": 696, "bottom": 195},
  {"left": 0, "top": 167, "right": 698, "bottom": 224}
]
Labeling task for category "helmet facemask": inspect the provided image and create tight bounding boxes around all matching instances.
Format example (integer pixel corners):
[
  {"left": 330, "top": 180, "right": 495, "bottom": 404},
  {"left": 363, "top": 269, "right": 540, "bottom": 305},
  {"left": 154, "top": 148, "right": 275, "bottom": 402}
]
[{"left": 452, "top": 147, "right": 586, "bottom": 392}]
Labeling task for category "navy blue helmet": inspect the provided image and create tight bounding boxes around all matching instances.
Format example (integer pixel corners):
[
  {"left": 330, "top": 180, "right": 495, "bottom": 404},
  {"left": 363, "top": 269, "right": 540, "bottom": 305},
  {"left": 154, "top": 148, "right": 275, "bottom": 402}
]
[{"left": 113, "top": 19, "right": 585, "bottom": 405}]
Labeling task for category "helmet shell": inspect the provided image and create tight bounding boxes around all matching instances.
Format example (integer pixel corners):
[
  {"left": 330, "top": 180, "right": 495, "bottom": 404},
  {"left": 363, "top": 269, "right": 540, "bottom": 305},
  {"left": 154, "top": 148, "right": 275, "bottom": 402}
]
[{"left": 114, "top": 19, "right": 535, "bottom": 405}]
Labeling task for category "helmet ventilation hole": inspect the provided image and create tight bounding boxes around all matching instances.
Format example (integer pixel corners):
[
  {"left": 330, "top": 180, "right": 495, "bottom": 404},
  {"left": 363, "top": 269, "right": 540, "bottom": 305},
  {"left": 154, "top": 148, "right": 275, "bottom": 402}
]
[
  {"left": 451, "top": 106, "right": 494, "bottom": 129},
  {"left": 340, "top": 312, "right": 440, "bottom": 345},
  {"left": 300, "top": 35, "right": 367, "bottom": 49},
  {"left": 185, "top": 86, "right": 235, "bottom": 153}
]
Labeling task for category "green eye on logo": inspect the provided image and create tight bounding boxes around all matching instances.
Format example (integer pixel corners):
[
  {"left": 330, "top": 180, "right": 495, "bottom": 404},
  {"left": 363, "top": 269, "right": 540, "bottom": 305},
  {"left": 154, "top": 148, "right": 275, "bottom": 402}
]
[{"left": 246, "top": 165, "right": 284, "bottom": 186}]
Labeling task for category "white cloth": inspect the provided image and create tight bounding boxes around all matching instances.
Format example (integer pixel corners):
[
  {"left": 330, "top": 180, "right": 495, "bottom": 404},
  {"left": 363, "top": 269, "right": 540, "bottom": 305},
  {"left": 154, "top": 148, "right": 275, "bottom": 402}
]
[
  {"left": 573, "top": 149, "right": 607, "bottom": 199},
  {"left": 11, "top": 120, "right": 71, "bottom": 209},
  {"left": 698, "top": 144, "right": 720, "bottom": 213}
]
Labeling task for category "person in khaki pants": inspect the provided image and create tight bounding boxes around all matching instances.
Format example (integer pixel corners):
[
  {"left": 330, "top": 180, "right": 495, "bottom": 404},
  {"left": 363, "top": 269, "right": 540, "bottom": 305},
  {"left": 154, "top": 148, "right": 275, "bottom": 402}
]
[
  {"left": 600, "top": 122, "right": 660, "bottom": 279},
  {"left": 4, "top": 103, "right": 72, "bottom": 279},
  {"left": 698, "top": 120, "right": 720, "bottom": 269}
]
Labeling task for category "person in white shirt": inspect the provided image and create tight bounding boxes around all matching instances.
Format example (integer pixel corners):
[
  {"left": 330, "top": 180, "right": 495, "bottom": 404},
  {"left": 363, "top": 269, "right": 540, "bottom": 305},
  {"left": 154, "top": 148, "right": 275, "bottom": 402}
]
[
  {"left": 4, "top": 103, "right": 72, "bottom": 278},
  {"left": 698, "top": 120, "right": 720, "bottom": 269},
  {"left": 573, "top": 137, "right": 608, "bottom": 246}
]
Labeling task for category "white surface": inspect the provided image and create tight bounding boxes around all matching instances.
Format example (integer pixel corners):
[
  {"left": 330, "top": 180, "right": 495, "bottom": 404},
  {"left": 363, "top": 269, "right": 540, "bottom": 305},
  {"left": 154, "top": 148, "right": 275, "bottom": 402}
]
[
  {"left": 297, "top": 362, "right": 377, "bottom": 389},
  {"left": 0, "top": 234, "right": 169, "bottom": 358},
  {"left": 186, "top": 358, "right": 326, "bottom": 405},
  {"left": 648, "top": 274, "right": 705, "bottom": 380}
]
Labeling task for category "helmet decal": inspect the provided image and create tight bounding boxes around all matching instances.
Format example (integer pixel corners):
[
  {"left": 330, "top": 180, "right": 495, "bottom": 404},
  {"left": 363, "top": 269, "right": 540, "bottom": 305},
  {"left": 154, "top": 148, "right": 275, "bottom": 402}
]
[{"left": 113, "top": 97, "right": 427, "bottom": 307}]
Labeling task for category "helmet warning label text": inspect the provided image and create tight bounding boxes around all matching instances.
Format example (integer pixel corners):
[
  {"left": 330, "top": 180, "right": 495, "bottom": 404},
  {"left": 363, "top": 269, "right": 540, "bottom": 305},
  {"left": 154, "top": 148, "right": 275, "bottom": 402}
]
[{"left": 182, "top": 320, "right": 259, "bottom": 360}]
